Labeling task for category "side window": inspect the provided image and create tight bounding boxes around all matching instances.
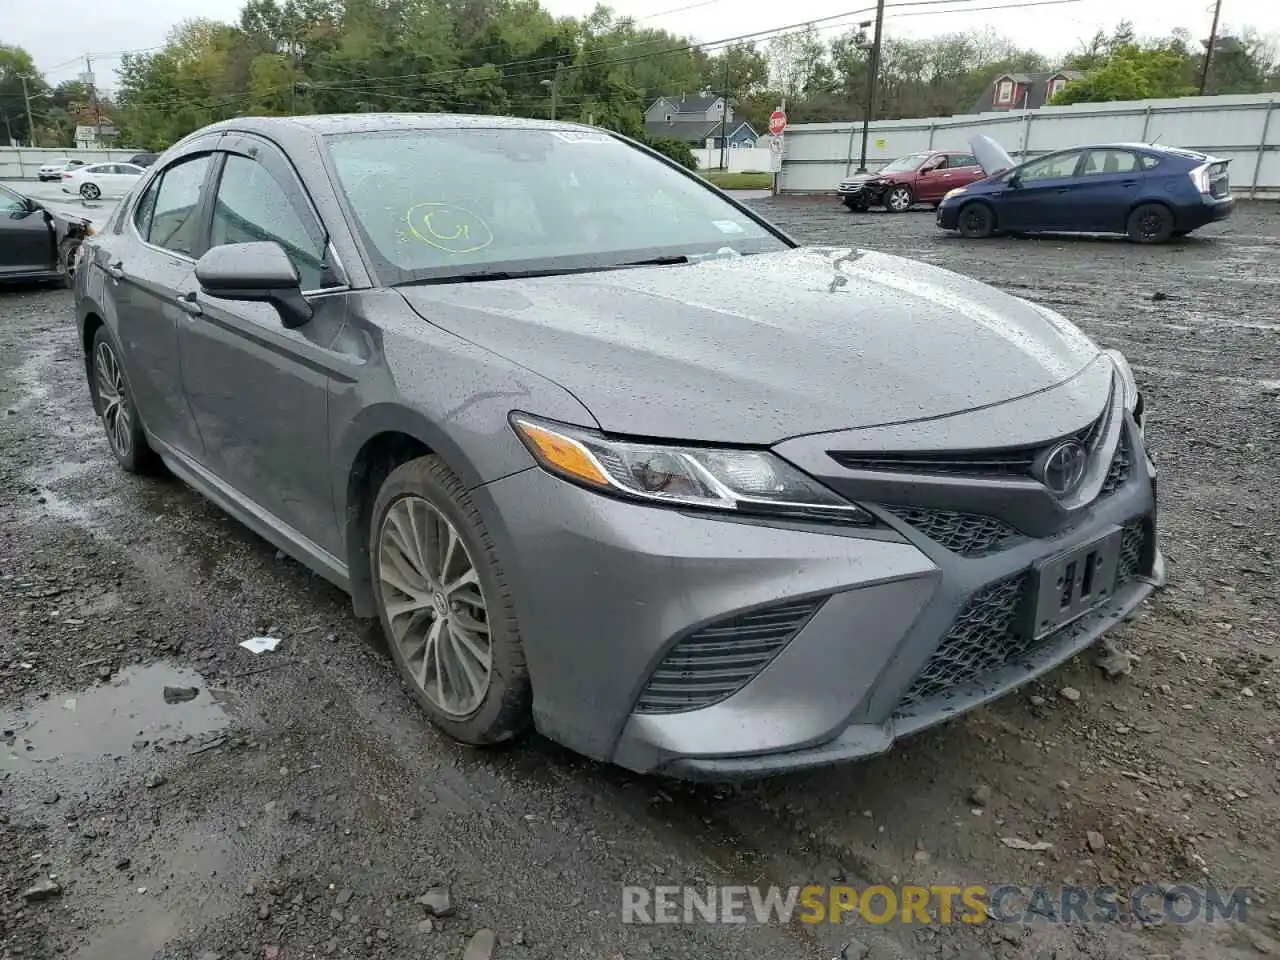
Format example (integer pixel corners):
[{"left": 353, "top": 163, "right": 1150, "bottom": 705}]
[
  {"left": 953, "top": 154, "right": 979, "bottom": 168},
  {"left": 132, "top": 177, "right": 160, "bottom": 238},
  {"left": 209, "top": 154, "right": 327, "bottom": 290},
  {"left": 1019, "top": 151, "right": 1082, "bottom": 183},
  {"left": 927, "top": 155, "right": 948, "bottom": 171},
  {"left": 148, "top": 155, "right": 213, "bottom": 257},
  {"left": 1140, "top": 155, "right": 1161, "bottom": 170},
  {"left": 1082, "top": 150, "right": 1139, "bottom": 176}
]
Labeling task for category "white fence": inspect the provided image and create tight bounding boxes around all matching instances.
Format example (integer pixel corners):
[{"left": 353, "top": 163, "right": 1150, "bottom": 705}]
[
  {"left": 0, "top": 147, "right": 142, "bottom": 180},
  {"left": 778, "top": 92, "right": 1280, "bottom": 198},
  {"left": 693, "top": 146, "right": 774, "bottom": 172}
]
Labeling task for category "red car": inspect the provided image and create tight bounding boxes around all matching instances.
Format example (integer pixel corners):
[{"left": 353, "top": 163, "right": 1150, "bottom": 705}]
[{"left": 837, "top": 151, "right": 987, "bottom": 212}]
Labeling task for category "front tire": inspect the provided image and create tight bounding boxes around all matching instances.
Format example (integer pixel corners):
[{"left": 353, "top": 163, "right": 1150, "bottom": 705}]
[
  {"left": 371, "top": 456, "right": 531, "bottom": 746},
  {"left": 57, "top": 238, "right": 80, "bottom": 288},
  {"left": 885, "top": 185, "right": 913, "bottom": 212},
  {"left": 88, "top": 327, "right": 160, "bottom": 473},
  {"left": 1127, "top": 203, "right": 1174, "bottom": 244},
  {"left": 957, "top": 202, "right": 996, "bottom": 239},
  {"left": 80, "top": 182, "right": 101, "bottom": 200}
]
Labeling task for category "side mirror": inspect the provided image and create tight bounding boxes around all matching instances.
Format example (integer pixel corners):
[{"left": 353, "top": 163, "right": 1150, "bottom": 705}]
[{"left": 195, "top": 241, "right": 313, "bottom": 329}]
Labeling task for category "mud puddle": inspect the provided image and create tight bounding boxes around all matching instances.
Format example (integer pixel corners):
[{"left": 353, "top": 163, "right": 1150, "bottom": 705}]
[{"left": 1, "top": 662, "right": 233, "bottom": 804}]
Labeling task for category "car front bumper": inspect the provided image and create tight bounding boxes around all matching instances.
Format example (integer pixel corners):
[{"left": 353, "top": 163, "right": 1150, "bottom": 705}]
[{"left": 474, "top": 407, "right": 1160, "bottom": 779}]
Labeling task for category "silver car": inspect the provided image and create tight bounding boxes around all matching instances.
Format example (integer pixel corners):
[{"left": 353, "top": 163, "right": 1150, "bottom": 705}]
[{"left": 74, "top": 115, "right": 1162, "bottom": 777}]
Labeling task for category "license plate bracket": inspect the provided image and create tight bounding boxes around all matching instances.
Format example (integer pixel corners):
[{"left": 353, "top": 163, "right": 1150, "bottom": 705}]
[{"left": 1030, "top": 526, "right": 1123, "bottom": 638}]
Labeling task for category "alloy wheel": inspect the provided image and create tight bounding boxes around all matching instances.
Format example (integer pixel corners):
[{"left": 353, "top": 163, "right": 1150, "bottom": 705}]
[
  {"left": 94, "top": 341, "right": 132, "bottom": 459},
  {"left": 1139, "top": 212, "right": 1162, "bottom": 240},
  {"left": 80, "top": 182, "right": 100, "bottom": 200},
  {"left": 377, "top": 495, "right": 492, "bottom": 718},
  {"left": 888, "top": 187, "right": 911, "bottom": 212}
]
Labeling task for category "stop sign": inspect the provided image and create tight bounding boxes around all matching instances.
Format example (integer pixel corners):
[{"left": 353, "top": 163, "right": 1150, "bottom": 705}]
[{"left": 768, "top": 109, "right": 787, "bottom": 137}]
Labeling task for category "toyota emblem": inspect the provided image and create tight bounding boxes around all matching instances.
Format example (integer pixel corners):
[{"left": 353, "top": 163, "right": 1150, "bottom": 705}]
[{"left": 1038, "top": 440, "right": 1088, "bottom": 497}]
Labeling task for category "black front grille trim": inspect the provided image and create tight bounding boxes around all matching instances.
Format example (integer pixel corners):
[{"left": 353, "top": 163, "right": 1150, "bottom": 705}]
[
  {"left": 883, "top": 506, "right": 1023, "bottom": 557},
  {"left": 634, "top": 598, "right": 825, "bottom": 715},
  {"left": 895, "top": 515, "right": 1151, "bottom": 711},
  {"left": 828, "top": 410, "right": 1107, "bottom": 481},
  {"left": 1099, "top": 432, "right": 1132, "bottom": 497}
]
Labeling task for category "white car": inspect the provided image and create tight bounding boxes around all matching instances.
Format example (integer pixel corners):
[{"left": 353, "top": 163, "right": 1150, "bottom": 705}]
[
  {"left": 61, "top": 162, "right": 145, "bottom": 200},
  {"left": 38, "top": 158, "right": 88, "bottom": 182}
]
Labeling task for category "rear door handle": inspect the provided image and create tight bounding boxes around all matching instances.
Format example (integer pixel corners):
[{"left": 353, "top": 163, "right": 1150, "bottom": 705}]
[
  {"left": 105, "top": 260, "right": 124, "bottom": 280},
  {"left": 175, "top": 292, "right": 202, "bottom": 317},
  {"left": 1121, "top": 179, "right": 1138, "bottom": 186},
  {"left": 1055, "top": 187, "right": 1074, "bottom": 193}
]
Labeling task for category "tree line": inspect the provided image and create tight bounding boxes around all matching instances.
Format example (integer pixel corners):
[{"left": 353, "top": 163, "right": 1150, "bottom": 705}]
[{"left": 2, "top": 2, "right": 1278, "bottom": 155}]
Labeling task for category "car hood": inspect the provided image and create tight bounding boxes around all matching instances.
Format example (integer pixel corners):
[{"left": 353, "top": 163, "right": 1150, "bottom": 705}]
[
  {"left": 400, "top": 247, "right": 1101, "bottom": 445},
  {"left": 972, "top": 135, "right": 1015, "bottom": 176}
]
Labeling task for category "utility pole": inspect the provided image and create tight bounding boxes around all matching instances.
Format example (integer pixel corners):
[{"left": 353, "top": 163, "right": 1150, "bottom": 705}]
[
  {"left": 718, "top": 56, "right": 730, "bottom": 171},
  {"left": 86, "top": 55, "right": 102, "bottom": 138},
  {"left": 290, "top": 22, "right": 299, "bottom": 113},
  {"left": 856, "top": 0, "right": 886, "bottom": 173},
  {"left": 20, "top": 75, "right": 37, "bottom": 147},
  {"left": 1198, "top": 0, "right": 1223, "bottom": 96},
  {"left": 542, "top": 63, "right": 563, "bottom": 121},
  {"left": 1, "top": 111, "right": 13, "bottom": 146}
]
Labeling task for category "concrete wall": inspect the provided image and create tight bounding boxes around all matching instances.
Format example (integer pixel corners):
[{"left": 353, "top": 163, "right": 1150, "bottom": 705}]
[
  {"left": 777, "top": 92, "right": 1280, "bottom": 198},
  {"left": 1, "top": 147, "right": 143, "bottom": 180}
]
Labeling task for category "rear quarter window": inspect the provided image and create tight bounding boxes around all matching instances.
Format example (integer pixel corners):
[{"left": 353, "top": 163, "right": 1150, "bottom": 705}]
[{"left": 1140, "top": 155, "right": 1161, "bottom": 170}]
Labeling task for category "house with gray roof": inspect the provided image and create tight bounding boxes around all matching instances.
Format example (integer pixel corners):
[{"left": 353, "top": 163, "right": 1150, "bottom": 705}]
[
  {"left": 973, "top": 70, "right": 1084, "bottom": 112},
  {"left": 643, "top": 94, "right": 761, "bottom": 149}
]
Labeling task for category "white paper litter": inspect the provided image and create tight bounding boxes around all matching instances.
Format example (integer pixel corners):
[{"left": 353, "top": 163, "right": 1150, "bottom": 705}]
[
  {"left": 1000, "top": 837, "right": 1054, "bottom": 852},
  {"left": 239, "top": 636, "right": 282, "bottom": 654}
]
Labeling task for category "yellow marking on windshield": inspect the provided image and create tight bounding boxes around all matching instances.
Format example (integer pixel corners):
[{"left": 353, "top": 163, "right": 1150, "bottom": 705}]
[{"left": 405, "top": 202, "right": 494, "bottom": 254}]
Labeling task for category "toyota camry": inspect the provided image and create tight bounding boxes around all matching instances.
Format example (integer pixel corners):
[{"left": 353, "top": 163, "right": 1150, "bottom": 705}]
[{"left": 73, "top": 114, "right": 1162, "bottom": 778}]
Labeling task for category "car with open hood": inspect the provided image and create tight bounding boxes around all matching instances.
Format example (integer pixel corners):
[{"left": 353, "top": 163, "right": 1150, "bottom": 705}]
[
  {"left": 72, "top": 114, "right": 1162, "bottom": 777},
  {"left": 937, "top": 135, "right": 1233, "bottom": 243}
]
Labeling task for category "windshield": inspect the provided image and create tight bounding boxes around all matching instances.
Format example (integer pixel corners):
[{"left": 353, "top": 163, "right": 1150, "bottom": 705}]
[
  {"left": 880, "top": 153, "right": 928, "bottom": 174},
  {"left": 325, "top": 127, "right": 788, "bottom": 284}
]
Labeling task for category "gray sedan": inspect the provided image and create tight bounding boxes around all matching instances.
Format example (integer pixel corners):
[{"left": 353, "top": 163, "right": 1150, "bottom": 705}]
[{"left": 73, "top": 114, "right": 1162, "bottom": 777}]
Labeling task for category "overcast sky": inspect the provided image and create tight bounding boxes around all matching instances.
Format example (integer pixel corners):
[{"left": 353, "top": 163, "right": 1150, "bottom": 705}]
[{"left": 10, "top": 0, "right": 1278, "bottom": 90}]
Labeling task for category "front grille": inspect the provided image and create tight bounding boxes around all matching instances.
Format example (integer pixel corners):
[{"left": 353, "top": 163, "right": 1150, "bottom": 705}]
[
  {"left": 1099, "top": 432, "right": 1132, "bottom": 496},
  {"left": 896, "top": 573, "right": 1030, "bottom": 708},
  {"left": 633, "top": 598, "right": 825, "bottom": 715},
  {"left": 883, "top": 506, "right": 1022, "bottom": 557},
  {"left": 829, "top": 410, "right": 1106, "bottom": 481},
  {"left": 897, "top": 514, "right": 1153, "bottom": 710},
  {"left": 1117, "top": 517, "right": 1147, "bottom": 581}
]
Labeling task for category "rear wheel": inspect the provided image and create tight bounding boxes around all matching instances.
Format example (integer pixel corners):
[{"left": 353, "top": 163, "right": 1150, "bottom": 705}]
[
  {"left": 80, "top": 182, "right": 100, "bottom": 200},
  {"left": 89, "top": 327, "right": 160, "bottom": 473},
  {"left": 371, "top": 455, "right": 531, "bottom": 746},
  {"left": 1127, "top": 203, "right": 1174, "bottom": 244},
  {"left": 957, "top": 202, "right": 996, "bottom": 239},
  {"left": 885, "top": 185, "right": 913, "bottom": 213}
]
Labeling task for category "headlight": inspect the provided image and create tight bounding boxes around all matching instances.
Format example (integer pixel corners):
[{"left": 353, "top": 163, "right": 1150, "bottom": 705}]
[
  {"left": 511, "top": 415, "right": 874, "bottom": 525},
  {"left": 942, "top": 187, "right": 966, "bottom": 201},
  {"left": 1105, "top": 349, "right": 1140, "bottom": 416}
]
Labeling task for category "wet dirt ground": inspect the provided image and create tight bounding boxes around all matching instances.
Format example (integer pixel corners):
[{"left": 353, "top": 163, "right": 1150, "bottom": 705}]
[{"left": 2, "top": 199, "right": 1278, "bottom": 960}]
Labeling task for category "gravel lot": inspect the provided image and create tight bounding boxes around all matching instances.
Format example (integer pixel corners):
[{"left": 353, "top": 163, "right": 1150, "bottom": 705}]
[{"left": 2, "top": 199, "right": 1278, "bottom": 960}]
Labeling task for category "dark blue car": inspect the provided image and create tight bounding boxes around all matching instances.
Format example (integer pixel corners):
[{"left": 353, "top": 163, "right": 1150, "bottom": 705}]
[{"left": 936, "top": 138, "right": 1234, "bottom": 244}]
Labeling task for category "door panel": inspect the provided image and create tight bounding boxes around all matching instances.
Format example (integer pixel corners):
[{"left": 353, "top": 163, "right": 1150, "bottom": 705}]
[
  {"left": 1073, "top": 149, "right": 1143, "bottom": 232},
  {"left": 106, "top": 154, "right": 214, "bottom": 460},
  {"left": 913, "top": 155, "right": 949, "bottom": 201},
  {"left": 999, "top": 151, "right": 1085, "bottom": 231},
  {"left": 0, "top": 189, "right": 55, "bottom": 274},
  {"left": 176, "top": 289, "right": 344, "bottom": 554},
  {"left": 174, "top": 143, "right": 341, "bottom": 553}
]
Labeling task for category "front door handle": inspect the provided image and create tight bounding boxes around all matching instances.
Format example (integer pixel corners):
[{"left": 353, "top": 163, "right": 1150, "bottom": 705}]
[
  {"left": 1055, "top": 187, "right": 1073, "bottom": 193},
  {"left": 1121, "top": 179, "right": 1138, "bottom": 186},
  {"left": 175, "top": 292, "right": 202, "bottom": 317},
  {"left": 105, "top": 259, "right": 124, "bottom": 280}
]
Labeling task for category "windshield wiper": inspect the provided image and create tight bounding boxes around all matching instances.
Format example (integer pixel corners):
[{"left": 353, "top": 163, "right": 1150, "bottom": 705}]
[
  {"left": 616, "top": 255, "right": 690, "bottom": 267},
  {"left": 395, "top": 267, "right": 585, "bottom": 286}
]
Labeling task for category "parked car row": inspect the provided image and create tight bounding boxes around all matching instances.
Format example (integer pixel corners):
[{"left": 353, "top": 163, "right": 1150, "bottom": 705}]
[
  {"left": 841, "top": 136, "right": 1234, "bottom": 244},
  {"left": 36, "top": 153, "right": 157, "bottom": 183}
]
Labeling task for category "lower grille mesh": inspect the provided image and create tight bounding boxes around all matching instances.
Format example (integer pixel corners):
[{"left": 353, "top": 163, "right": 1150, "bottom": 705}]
[
  {"left": 1100, "top": 433, "right": 1132, "bottom": 497},
  {"left": 634, "top": 598, "right": 825, "bottom": 715},
  {"left": 897, "top": 516, "right": 1152, "bottom": 710},
  {"left": 883, "top": 506, "right": 1022, "bottom": 557}
]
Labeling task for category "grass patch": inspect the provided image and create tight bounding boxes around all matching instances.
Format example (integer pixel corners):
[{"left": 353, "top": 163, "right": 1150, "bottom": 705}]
[{"left": 702, "top": 171, "right": 773, "bottom": 190}]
